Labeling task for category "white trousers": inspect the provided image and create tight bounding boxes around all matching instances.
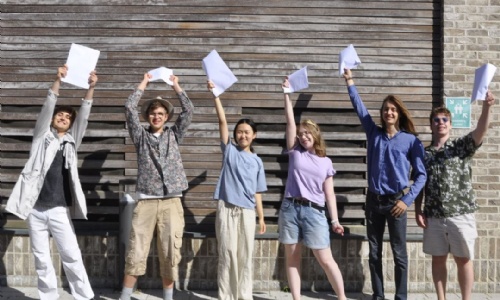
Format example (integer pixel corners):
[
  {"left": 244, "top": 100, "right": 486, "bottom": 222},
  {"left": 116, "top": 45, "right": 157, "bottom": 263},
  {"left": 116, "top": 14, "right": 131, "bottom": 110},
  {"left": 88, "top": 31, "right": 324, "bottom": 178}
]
[
  {"left": 27, "top": 206, "right": 94, "bottom": 300},
  {"left": 215, "top": 200, "right": 256, "bottom": 300}
]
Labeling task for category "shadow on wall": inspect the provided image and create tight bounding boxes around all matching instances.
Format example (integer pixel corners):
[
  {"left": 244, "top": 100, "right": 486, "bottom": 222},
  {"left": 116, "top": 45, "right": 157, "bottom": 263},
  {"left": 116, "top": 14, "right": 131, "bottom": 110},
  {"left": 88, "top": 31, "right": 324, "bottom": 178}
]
[
  {"left": 178, "top": 171, "right": 218, "bottom": 291},
  {"left": 78, "top": 149, "right": 120, "bottom": 288},
  {"left": 1, "top": 227, "right": 36, "bottom": 299}
]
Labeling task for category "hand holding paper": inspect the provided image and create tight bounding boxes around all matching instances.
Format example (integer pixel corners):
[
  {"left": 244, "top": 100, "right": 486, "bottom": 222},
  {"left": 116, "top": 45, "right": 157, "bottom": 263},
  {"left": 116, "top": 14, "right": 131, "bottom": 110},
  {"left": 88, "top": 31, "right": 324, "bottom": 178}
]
[
  {"left": 339, "top": 44, "right": 361, "bottom": 77},
  {"left": 148, "top": 67, "right": 174, "bottom": 85},
  {"left": 283, "top": 67, "right": 309, "bottom": 94},
  {"left": 471, "top": 63, "right": 497, "bottom": 102},
  {"left": 62, "top": 43, "right": 100, "bottom": 89},
  {"left": 202, "top": 50, "right": 238, "bottom": 97},
  {"left": 57, "top": 65, "right": 68, "bottom": 81}
]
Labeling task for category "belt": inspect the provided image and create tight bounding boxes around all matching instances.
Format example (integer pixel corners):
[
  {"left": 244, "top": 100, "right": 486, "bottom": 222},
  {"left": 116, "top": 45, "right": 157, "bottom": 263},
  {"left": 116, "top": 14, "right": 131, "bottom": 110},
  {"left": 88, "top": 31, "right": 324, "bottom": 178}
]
[
  {"left": 368, "top": 190, "right": 404, "bottom": 201},
  {"left": 286, "top": 197, "right": 326, "bottom": 211}
]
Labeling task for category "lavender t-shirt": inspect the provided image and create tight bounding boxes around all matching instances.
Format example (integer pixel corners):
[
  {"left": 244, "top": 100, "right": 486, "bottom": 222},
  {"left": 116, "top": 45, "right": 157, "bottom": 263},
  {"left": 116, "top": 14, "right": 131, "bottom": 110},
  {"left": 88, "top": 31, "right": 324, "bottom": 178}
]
[{"left": 284, "top": 145, "right": 336, "bottom": 206}]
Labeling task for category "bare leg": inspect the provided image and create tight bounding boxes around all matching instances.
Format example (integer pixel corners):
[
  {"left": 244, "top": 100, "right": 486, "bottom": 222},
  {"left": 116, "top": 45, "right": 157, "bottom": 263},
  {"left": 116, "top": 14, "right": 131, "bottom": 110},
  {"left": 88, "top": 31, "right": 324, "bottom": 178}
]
[
  {"left": 162, "top": 278, "right": 174, "bottom": 289},
  {"left": 454, "top": 256, "right": 473, "bottom": 300},
  {"left": 285, "top": 243, "right": 302, "bottom": 300},
  {"left": 432, "top": 255, "right": 448, "bottom": 300},
  {"left": 312, "top": 248, "right": 346, "bottom": 300},
  {"left": 123, "top": 274, "right": 137, "bottom": 288}
]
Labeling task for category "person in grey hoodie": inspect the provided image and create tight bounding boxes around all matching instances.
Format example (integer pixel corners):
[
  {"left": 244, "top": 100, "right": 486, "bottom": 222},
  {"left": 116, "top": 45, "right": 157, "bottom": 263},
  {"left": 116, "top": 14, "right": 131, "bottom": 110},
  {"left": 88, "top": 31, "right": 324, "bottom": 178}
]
[{"left": 6, "top": 65, "right": 97, "bottom": 300}]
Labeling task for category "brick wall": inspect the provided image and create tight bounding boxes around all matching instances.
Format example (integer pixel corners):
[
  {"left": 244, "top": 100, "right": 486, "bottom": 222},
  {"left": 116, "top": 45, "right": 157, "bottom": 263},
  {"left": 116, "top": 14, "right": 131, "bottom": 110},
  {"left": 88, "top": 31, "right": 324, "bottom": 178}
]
[{"left": 441, "top": 0, "right": 500, "bottom": 293}]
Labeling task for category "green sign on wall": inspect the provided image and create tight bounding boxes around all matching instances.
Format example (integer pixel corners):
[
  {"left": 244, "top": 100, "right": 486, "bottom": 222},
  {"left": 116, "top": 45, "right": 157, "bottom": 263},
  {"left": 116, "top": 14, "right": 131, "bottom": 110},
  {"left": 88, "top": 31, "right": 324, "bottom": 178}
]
[{"left": 445, "top": 97, "right": 471, "bottom": 128}]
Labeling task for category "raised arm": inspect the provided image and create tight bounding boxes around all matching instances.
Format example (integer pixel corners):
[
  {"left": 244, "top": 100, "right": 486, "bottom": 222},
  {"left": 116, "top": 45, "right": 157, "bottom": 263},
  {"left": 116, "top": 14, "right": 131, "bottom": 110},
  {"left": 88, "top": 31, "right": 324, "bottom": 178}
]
[
  {"left": 208, "top": 80, "right": 229, "bottom": 144},
  {"left": 33, "top": 66, "right": 67, "bottom": 141},
  {"left": 342, "top": 68, "right": 376, "bottom": 135},
  {"left": 83, "top": 70, "right": 97, "bottom": 100},
  {"left": 72, "top": 70, "right": 98, "bottom": 148},
  {"left": 343, "top": 68, "right": 354, "bottom": 87},
  {"left": 170, "top": 75, "right": 194, "bottom": 144},
  {"left": 125, "top": 73, "right": 151, "bottom": 145},
  {"left": 472, "top": 90, "right": 495, "bottom": 146},
  {"left": 283, "top": 78, "right": 297, "bottom": 150}
]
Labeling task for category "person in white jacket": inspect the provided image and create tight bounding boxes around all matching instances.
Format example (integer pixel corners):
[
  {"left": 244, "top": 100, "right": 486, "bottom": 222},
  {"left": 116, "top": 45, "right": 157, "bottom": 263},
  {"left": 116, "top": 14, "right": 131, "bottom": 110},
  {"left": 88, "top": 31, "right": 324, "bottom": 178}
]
[{"left": 6, "top": 65, "right": 97, "bottom": 300}]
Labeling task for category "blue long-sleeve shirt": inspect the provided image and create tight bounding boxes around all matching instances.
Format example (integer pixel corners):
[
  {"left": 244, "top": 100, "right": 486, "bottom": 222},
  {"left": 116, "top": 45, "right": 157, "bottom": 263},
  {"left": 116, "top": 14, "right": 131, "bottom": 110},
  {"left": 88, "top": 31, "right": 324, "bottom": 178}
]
[{"left": 347, "top": 85, "right": 427, "bottom": 206}]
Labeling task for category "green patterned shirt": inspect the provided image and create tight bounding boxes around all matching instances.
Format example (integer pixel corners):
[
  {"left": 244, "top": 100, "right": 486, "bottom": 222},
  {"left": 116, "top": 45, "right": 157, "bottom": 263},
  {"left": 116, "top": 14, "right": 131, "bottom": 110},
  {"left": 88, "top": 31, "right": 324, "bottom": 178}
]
[{"left": 423, "top": 133, "right": 480, "bottom": 218}]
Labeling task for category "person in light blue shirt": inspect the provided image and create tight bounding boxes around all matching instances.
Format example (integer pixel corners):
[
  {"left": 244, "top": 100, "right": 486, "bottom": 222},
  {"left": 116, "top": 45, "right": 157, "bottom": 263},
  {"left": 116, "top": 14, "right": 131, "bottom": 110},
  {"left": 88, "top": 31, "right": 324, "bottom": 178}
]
[
  {"left": 343, "top": 68, "right": 427, "bottom": 300},
  {"left": 208, "top": 80, "right": 267, "bottom": 300}
]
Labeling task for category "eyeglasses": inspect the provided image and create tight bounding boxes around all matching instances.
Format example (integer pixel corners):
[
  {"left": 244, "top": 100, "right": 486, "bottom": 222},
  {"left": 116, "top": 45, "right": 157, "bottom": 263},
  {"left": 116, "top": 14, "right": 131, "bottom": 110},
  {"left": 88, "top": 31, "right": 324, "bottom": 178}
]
[
  {"left": 297, "top": 131, "right": 312, "bottom": 138},
  {"left": 433, "top": 117, "right": 449, "bottom": 123},
  {"left": 149, "top": 112, "right": 166, "bottom": 117}
]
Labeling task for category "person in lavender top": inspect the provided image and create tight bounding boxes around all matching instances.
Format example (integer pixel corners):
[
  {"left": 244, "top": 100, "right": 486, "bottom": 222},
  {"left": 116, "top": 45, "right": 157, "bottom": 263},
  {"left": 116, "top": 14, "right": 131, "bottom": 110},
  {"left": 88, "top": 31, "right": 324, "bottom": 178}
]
[{"left": 278, "top": 78, "right": 346, "bottom": 300}]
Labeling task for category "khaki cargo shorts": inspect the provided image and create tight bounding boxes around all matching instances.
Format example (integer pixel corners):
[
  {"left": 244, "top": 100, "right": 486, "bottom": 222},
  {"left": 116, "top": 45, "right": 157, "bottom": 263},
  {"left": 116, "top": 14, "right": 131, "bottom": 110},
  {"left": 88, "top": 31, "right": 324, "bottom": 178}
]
[{"left": 124, "top": 197, "right": 184, "bottom": 280}]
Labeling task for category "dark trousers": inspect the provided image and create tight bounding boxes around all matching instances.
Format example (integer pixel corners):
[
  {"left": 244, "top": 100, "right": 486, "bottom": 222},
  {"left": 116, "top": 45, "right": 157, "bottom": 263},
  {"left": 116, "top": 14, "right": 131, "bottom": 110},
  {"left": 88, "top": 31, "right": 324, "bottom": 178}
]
[{"left": 365, "top": 192, "right": 408, "bottom": 300}]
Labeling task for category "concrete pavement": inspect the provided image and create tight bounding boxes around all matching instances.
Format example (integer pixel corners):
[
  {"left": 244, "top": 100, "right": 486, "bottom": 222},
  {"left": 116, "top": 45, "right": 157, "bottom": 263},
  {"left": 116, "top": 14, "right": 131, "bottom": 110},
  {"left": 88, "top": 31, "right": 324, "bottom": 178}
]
[{"left": 1, "top": 287, "right": 500, "bottom": 300}]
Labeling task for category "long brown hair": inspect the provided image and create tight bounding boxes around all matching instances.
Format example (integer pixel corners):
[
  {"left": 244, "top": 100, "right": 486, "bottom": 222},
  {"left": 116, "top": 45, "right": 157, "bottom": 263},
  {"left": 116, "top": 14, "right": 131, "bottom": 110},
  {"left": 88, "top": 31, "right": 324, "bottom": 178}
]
[
  {"left": 379, "top": 95, "right": 417, "bottom": 135},
  {"left": 298, "top": 119, "right": 327, "bottom": 157}
]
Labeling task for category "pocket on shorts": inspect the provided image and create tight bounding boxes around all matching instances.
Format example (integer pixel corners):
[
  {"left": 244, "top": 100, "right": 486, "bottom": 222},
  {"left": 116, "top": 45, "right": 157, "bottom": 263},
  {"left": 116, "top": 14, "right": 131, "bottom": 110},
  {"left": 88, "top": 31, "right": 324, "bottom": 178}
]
[
  {"left": 173, "top": 230, "right": 183, "bottom": 266},
  {"left": 311, "top": 206, "right": 326, "bottom": 218},
  {"left": 280, "top": 199, "right": 293, "bottom": 211}
]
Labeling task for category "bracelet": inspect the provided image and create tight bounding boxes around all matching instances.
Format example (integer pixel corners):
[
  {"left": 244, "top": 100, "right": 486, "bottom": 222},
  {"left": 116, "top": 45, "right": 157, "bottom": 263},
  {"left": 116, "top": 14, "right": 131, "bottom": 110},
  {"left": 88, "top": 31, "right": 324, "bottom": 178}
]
[
  {"left": 331, "top": 219, "right": 338, "bottom": 225},
  {"left": 345, "top": 77, "right": 352, "bottom": 81}
]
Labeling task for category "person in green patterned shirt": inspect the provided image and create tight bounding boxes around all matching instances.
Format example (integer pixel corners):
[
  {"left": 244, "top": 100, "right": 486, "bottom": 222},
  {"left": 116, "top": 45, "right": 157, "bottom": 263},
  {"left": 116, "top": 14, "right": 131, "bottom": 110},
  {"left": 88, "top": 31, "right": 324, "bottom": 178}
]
[{"left": 415, "top": 90, "right": 495, "bottom": 300}]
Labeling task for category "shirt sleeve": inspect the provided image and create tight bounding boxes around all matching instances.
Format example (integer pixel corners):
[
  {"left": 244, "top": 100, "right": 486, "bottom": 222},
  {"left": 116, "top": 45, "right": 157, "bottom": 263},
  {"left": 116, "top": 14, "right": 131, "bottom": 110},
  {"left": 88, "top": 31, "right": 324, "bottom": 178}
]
[
  {"left": 459, "top": 132, "right": 481, "bottom": 156},
  {"left": 124, "top": 89, "right": 145, "bottom": 146},
  {"left": 256, "top": 157, "right": 268, "bottom": 193},
  {"left": 401, "top": 137, "right": 427, "bottom": 206},
  {"left": 33, "top": 89, "right": 58, "bottom": 142},
  {"left": 326, "top": 158, "right": 336, "bottom": 178},
  {"left": 171, "top": 90, "right": 194, "bottom": 144},
  {"left": 347, "top": 85, "right": 377, "bottom": 137}
]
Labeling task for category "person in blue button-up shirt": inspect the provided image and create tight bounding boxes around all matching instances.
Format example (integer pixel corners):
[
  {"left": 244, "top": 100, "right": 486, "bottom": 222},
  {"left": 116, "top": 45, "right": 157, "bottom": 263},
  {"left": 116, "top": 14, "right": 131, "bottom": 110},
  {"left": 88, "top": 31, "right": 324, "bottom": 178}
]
[{"left": 343, "top": 68, "right": 427, "bottom": 300}]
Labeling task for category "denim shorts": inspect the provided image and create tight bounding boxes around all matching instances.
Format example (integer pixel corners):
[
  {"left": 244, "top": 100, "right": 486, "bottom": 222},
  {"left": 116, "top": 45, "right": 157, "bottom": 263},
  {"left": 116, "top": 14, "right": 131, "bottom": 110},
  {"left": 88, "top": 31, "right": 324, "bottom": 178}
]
[{"left": 278, "top": 198, "right": 330, "bottom": 249}]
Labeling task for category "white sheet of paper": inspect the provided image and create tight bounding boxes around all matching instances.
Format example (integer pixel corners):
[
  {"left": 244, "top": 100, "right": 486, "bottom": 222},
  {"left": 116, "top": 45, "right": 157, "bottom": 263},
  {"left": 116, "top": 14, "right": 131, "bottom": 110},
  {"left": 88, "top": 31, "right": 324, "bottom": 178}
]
[
  {"left": 338, "top": 44, "right": 361, "bottom": 77},
  {"left": 283, "top": 67, "right": 309, "bottom": 93},
  {"left": 202, "top": 50, "right": 238, "bottom": 97},
  {"left": 471, "top": 63, "right": 496, "bottom": 102},
  {"left": 62, "top": 43, "right": 100, "bottom": 89},
  {"left": 148, "top": 67, "right": 173, "bottom": 85}
]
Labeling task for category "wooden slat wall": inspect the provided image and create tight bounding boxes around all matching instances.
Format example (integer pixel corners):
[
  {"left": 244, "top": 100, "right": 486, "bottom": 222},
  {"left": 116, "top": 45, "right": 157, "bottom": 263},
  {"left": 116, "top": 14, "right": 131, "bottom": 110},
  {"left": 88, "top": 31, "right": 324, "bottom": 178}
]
[{"left": 0, "top": 0, "right": 441, "bottom": 234}]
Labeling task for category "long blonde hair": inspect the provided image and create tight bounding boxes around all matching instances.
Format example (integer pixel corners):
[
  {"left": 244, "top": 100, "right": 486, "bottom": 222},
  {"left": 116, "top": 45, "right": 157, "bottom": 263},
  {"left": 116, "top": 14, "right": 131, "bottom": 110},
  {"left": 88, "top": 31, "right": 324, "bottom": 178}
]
[{"left": 298, "top": 119, "right": 327, "bottom": 157}]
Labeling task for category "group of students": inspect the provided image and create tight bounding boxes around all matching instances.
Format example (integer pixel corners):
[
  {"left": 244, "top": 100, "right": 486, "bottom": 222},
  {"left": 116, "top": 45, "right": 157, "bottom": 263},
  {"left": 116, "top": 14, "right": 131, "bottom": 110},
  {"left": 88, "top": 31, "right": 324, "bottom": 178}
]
[{"left": 5, "top": 64, "right": 495, "bottom": 300}]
